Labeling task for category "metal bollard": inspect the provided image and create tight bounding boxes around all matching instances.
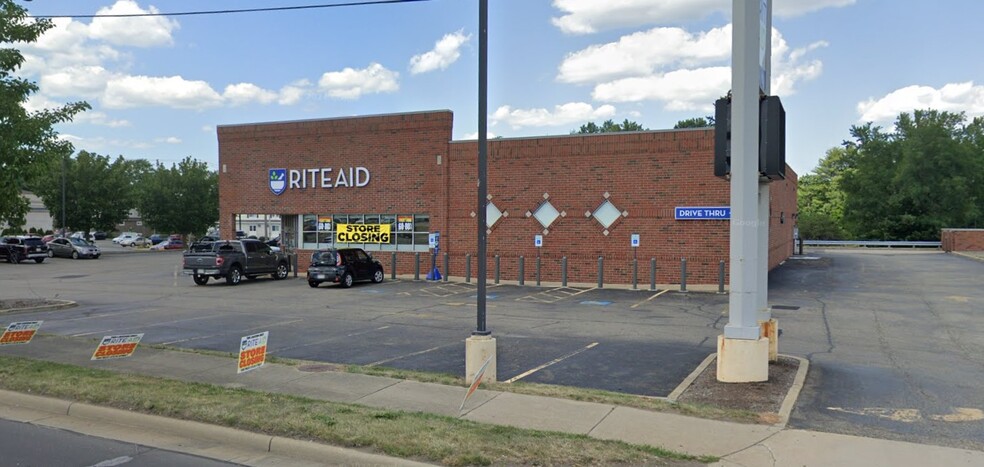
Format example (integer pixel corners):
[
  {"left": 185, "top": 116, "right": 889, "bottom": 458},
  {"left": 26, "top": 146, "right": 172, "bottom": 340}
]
[
  {"left": 632, "top": 258, "right": 638, "bottom": 290},
  {"left": 443, "top": 252, "right": 449, "bottom": 282},
  {"left": 649, "top": 258, "right": 656, "bottom": 291},
  {"left": 680, "top": 257, "right": 687, "bottom": 292},
  {"left": 518, "top": 256, "right": 525, "bottom": 285},
  {"left": 414, "top": 252, "right": 421, "bottom": 281},
  {"left": 536, "top": 256, "right": 541, "bottom": 286},
  {"left": 494, "top": 255, "right": 500, "bottom": 284},
  {"left": 465, "top": 253, "right": 471, "bottom": 283},
  {"left": 561, "top": 256, "right": 568, "bottom": 287},
  {"left": 597, "top": 256, "right": 604, "bottom": 288},
  {"left": 391, "top": 252, "right": 397, "bottom": 280},
  {"left": 718, "top": 260, "right": 726, "bottom": 293}
]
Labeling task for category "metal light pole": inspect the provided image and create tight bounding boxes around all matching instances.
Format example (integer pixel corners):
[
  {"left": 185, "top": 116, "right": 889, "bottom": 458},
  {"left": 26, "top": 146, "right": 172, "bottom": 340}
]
[
  {"left": 464, "top": 0, "right": 496, "bottom": 385},
  {"left": 61, "top": 154, "right": 66, "bottom": 235},
  {"left": 475, "top": 0, "right": 489, "bottom": 337}
]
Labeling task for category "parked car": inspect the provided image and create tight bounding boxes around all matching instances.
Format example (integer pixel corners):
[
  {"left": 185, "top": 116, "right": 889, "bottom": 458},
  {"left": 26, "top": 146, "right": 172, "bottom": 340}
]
[
  {"left": 183, "top": 239, "right": 289, "bottom": 285},
  {"left": 41, "top": 234, "right": 56, "bottom": 243},
  {"left": 1, "top": 237, "right": 47, "bottom": 264},
  {"left": 92, "top": 231, "right": 107, "bottom": 240},
  {"left": 149, "top": 234, "right": 164, "bottom": 245},
  {"left": 47, "top": 237, "right": 100, "bottom": 259},
  {"left": 120, "top": 236, "right": 150, "bottom": 247},
  {"left": 113, "top": 232, "right": 138, "bottom": 244},
  {"left": 151, "top": 239, "right": 185, "bottom": 250},
  {"left": 307, "top": 248, "right": 384, "bottom": 288}
]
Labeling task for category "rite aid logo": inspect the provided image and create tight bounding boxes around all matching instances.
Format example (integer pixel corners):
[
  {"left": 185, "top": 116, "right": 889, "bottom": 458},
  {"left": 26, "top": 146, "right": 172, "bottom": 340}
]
[{"left": 269, "top": 169, "right": 287, "bottom": 195}]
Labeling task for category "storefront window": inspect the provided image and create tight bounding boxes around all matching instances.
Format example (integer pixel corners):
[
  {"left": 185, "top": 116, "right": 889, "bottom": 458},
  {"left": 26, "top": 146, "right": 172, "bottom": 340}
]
[{"left": 298, "top": 213, "right": 430, "bottom": 252}]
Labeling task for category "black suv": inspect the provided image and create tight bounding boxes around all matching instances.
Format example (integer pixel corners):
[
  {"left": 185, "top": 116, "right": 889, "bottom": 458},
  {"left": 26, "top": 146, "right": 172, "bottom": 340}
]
[
  {"left": 307, "top": 248, "right": 384, "bottom": 288},
  {"left": 1, "top": 236, "right": 47, "bottom": 264}
]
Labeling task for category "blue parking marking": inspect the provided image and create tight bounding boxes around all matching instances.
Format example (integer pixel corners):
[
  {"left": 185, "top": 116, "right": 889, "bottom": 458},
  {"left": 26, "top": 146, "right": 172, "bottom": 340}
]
[
  {"left": 579, "top": 300, "right": 612, "bottom": 306},
  {"left": 470, "top": 294, "right": 498, "bottom": 300}
]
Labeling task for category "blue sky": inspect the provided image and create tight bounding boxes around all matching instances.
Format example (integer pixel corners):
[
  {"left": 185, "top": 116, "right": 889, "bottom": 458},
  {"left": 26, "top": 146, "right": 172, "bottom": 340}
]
[{"left": 16, "top": 0, "right": 984, "bottom": 176}]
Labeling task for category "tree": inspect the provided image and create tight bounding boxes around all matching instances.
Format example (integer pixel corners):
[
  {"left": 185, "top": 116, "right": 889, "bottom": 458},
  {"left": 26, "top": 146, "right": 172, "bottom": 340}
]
[
  {"left": 838, "top": 110, "right": 984, "bottom": 240},
  {"left": 136, "top": 157, "right": 218, "bottom": 238},
  {"left": 674, "top": 117, "right": 715, "bottom": 129},
  {"left": 573, "top": 119, "right": 648, "bottom": 134},
  {"left": 796, "top": 147, "right": 849, "bottom": 239},
  {"left": 31, "top": 151, "right": 136, "bottom": 234},
  {"left": 0, "top": 1, "right": 89, "bottom": 231}
]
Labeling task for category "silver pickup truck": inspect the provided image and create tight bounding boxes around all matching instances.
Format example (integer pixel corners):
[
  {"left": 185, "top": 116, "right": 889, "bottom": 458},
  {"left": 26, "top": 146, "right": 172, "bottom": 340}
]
[{"left": 182, "top": 239, "right": 289, "bottom": 285}]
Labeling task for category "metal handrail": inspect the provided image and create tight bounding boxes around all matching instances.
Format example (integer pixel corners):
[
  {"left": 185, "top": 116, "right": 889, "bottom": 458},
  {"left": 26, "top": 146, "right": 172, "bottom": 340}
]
[{"left": 802, "top": 240, "right": 941, "bottom": 248}]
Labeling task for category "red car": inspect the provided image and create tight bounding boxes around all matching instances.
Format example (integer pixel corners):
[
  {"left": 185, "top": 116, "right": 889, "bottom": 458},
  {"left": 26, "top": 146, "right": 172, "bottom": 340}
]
[{"left": 151, "top": 239, "right": 185, "bottom": 250}]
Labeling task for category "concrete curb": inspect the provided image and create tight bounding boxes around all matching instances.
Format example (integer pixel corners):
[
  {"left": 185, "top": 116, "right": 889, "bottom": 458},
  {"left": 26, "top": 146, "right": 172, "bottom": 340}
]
[
  {"left": 950, "top": 251, "right": 984, "bottom": 263},
  {"left": 0, "top": 299, "right": 77, "bottom": 314},
  {"left": 664, "top": 353, "right": 809, "bottom": 428},
  {"left": 667, "top": 352, "right": 716, "bottom": 401},
  {"left": 0, "top": 389, "right": 431, "bottom": 466}
]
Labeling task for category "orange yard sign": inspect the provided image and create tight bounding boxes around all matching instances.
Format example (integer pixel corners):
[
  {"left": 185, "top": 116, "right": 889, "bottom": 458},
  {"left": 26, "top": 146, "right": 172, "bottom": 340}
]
[
  {"left": 238, "top": 331, "right": 268, "bottom": 374},
  {"left": 91, "top": 334, "right": 143, "bottom": 360},
  {"left": 0, "top": 321, "right": 43, "bottom": 345}
]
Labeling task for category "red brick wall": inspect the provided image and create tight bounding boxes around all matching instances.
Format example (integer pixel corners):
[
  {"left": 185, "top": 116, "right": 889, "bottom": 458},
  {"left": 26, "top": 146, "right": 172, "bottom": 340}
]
[
  {"left": 217, "top": 111, "right": 798, "bottom": 285},
  {"left": 217, "top": 111, "right": 452, "bottom": 275},
  {"left": 941, "top": 229, "right": 984, "bottom": 251}
]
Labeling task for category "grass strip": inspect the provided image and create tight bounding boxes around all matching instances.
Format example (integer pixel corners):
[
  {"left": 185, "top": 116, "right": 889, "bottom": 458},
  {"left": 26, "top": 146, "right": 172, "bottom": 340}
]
[
  {"left": 147, "top": 342, "right": 760, "bottom": 424},
  {"left": 0, "top": 355, "right": 715, "bottom": 466}
]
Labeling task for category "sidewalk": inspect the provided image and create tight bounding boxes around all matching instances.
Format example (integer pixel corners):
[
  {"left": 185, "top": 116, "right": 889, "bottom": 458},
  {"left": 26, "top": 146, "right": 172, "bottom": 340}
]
[{"left": 2, "top": 334, "right": 983, "bottom": 466}]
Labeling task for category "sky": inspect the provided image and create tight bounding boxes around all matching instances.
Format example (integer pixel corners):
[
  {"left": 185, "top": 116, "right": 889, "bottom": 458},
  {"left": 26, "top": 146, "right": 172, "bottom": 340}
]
[{"left": 13, "top": 0, "right": 984, "bottom": 176}]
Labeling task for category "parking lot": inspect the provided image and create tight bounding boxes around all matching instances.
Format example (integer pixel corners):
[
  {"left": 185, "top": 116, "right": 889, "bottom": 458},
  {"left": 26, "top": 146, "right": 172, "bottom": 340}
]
[{"left": 2, "top": 245, "right": 983, "bottom": 450}]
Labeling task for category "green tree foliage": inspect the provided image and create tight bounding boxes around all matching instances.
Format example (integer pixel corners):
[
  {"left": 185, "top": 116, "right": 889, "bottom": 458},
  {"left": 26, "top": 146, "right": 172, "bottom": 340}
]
[
  {"left": 673, "top": 117, "right": 715, "bottom": 129},
  {"left": 796, "top": 147, "right": 849, "bottom": 239},
  {"left": 0, "top": 1, "right": 89, "bottom": 230},
  {"left": 573, "top": 119, "right": 648, "bottom": 134},
  {"left": 136, "top": 157, "right": 218, "bottom": 237},
  {"left": 31, "top": 151, "right": 136, "bottom": 234},
  {"left": 833, "top": 110, "right": 983, "bottom": 240}
]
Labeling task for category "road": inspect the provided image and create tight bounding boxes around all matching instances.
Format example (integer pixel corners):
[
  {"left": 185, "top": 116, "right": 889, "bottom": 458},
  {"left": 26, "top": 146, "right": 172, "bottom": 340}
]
[
  {"left": 0, "top": 417, "right": 236, "bottom": 467},
  {"left": 1, "top": 244, "right": 982, "bottom": 450}
]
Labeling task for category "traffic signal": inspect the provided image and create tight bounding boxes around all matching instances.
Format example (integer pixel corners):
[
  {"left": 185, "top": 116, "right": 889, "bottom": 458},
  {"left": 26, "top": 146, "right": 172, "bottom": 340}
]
[{"left": 713, "top": 95, "right": 786, "bottom": 180}]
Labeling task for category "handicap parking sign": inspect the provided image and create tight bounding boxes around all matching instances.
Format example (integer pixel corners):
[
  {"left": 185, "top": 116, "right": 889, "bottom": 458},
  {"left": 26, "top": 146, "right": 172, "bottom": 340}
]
[
  {"left": 534, "top": 235, "right": 543, "bottom": 247},
  {"left": 631, "top": 234, "right": 640, "bottom": 247}
]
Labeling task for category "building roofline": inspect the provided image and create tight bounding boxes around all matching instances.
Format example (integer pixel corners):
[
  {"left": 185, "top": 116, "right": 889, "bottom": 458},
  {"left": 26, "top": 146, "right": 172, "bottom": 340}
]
[{"left": 217, "top": 109, "right": 453, "bottom": 130}]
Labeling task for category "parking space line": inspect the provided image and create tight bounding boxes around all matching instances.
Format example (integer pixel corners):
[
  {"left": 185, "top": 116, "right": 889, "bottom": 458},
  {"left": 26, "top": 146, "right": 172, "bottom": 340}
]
[
  {"left": 161, "top": 319, "right": 306, "bottom": 346},
  {"left": 630, "top": 289, "right": 670, "bottom": 308},
  {"left": 503, "top": 342, "right": 599, "bottom": 384},
  {"left": 517, "top": 287, "right": 594, "bottom": 304},
  {"left": 365, "top": 341, "right": 460, "bottom": 367}
]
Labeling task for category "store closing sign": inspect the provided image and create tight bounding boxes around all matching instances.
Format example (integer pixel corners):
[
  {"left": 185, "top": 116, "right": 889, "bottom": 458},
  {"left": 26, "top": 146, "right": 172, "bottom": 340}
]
[{"left": 335, "top": 224, "right": 392, "bottom": 243}]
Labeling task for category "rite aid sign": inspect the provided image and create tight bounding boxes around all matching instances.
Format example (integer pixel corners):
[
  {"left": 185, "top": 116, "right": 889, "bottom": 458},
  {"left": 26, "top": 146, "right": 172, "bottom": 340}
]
[
  {"left": 269, "top": 167, "right": 370, "bottom": 195},
  {"left": 675, "top": 206, "right": 731, "bottom": 220}
]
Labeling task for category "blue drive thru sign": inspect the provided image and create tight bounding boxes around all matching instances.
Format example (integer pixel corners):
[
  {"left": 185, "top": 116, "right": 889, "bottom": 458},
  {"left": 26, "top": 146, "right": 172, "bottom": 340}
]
[{"left": 675, "top": 206, "right": 731, "bottom": 220}]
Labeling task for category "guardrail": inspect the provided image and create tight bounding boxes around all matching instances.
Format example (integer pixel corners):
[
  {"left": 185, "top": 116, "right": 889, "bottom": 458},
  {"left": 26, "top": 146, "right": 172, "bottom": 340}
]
[{"left": 802, "top": 240, "right": 941, "bottom": 248}]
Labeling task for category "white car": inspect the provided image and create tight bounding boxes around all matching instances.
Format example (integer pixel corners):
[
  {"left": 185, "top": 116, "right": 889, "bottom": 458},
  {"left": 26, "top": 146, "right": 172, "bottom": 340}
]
[
  {"left": 113, "top": 232, "right": 138, "bottom": 244},
  {"left": 120, "top": 236, "right": 150, "bottom": 247}
]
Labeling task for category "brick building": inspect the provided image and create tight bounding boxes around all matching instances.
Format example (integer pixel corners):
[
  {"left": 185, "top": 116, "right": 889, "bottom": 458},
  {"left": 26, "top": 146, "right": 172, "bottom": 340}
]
[{"left": 217, "top": 110, "right": 797, "bottom": 286}]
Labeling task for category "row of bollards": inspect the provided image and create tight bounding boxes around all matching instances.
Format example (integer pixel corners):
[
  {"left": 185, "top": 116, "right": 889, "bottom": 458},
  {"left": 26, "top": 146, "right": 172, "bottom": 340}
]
[{"left": 394, "top": 252, "right": 726, "bottom": 290}]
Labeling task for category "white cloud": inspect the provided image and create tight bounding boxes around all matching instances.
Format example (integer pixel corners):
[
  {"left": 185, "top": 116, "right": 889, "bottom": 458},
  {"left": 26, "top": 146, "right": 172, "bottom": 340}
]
[
  {"left": 318, "top": 63, "right": 399, "bottom": 99},
  {"left": 202, "top": 125, "right": 214, "bottom": 133},
  {"left": 223, "top": 83, "right": 278, "bottom": 106},
  {"left": 857, "top": 82, "right": 984, "bottom": 123},
  {"left": 410, "top": 30, "right": 471, "bottom": 75},
  {"left": 278, "top": 80, "right": 312, "bottom": 105},
  {"left": 40, "top": 66, "right": 114, "bottom": 98},
  {"left": 558, "top": 25, "right": 730, "bottom": 84},
  {"left": 155, "top": 137, "right": 182, "bottom": 144},
  {"left": 491, "top": 102, "right": 616, "bottom": 129},
  {"left": 551, "top": 0, "right": 856, "bottom": 34},
  {"left": 593, "top": 67, "right": 730, "bottom": 111},
  {"left": 72, "top": 111, "right": 131, "bottom": 128},
  {"left": 583, "top": 27, "right": 825, "bottom": 111},
  {"left": 102, "top": 75, "right": 224, "bottom": 109},
  {"left": 88, "top": 0, "right": 179, "bottom": 47}
]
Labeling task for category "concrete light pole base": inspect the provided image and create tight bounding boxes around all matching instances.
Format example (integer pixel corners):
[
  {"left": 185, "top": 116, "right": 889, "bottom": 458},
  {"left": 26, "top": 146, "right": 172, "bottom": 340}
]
[
  {"left": 760, "top": 318, "right": 779, "bottom": 362},
  {"left": 716, "top": 335, "right": 769, "bottom": 382},
  {"left": 465, "top": 335, "right": 497, "bottom": 385}
]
